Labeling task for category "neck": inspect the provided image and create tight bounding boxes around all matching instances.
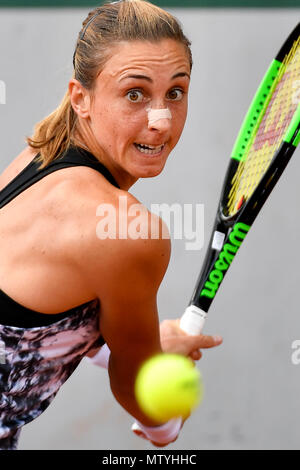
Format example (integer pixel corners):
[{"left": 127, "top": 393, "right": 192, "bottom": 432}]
[{"left": 73, "top": 126, "right": 138, "bottom": 191}]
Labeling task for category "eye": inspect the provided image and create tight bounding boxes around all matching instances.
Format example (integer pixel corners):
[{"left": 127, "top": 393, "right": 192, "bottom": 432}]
[
  {"left": 167, "top": 88, "right": 184, "bottom": 101},
  {"left": 126, "top": 89, "right": 144, "bottom": 103}
]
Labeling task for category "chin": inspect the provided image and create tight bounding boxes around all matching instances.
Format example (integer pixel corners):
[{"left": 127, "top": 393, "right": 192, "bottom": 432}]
[
  {"left": 128, "top": 144, "right": 171, "bottom": 179},
  {"left": 133, "top": 163, "right": 166, "bottom": 179}
]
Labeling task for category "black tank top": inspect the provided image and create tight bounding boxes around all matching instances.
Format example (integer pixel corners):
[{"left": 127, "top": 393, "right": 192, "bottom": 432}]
[{"left": 0, "top": 146, "right": 119, "bottom": 328}]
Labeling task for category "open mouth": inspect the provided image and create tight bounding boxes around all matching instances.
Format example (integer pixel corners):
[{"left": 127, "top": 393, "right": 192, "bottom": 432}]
[{"left": 134, "top": 143, "right": 165, "bottom": 155}]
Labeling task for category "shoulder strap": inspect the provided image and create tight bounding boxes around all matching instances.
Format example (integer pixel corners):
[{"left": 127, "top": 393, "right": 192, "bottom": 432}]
[{"left": 0, "top": 146, "right": 120, "bottom": 209}]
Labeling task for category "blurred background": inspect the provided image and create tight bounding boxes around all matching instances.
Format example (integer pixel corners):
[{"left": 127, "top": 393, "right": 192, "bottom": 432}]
[{"left": 0, "top": 0, "right": 299, "bottom": 450}]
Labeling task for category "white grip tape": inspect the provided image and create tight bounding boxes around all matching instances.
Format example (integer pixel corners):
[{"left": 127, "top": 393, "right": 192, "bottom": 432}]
[{"left": 180, "top": 305, "right": 207, "bottom": 335}]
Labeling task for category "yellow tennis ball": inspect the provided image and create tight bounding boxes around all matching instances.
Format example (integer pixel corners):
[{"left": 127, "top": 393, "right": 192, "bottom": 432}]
[{"left": 135, "top": 353, "right": 203, "bottom": 423}]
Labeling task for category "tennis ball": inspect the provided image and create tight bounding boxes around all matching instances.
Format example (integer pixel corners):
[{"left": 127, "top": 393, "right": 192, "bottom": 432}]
[{"left": 135, "top": 353, "right": 203, "bottom": 422}]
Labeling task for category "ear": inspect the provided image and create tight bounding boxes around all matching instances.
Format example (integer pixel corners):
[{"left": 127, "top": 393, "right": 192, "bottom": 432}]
[{"left": 69, "top": 79, "right": 91, "bottom": 119}]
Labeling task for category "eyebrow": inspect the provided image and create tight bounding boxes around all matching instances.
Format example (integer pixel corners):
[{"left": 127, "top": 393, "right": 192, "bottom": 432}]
[{"left": 119, "top": 72, "right": 190, "bottom": 82}]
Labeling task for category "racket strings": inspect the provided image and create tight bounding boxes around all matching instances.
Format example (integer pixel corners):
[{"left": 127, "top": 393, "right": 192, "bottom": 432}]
[{"left": 227, "top": 35, "right": 300, "bottom": 216}]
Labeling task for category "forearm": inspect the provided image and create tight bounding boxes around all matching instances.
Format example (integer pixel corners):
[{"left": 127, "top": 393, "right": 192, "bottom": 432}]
[
  {"left": 87, "top": 344, "right": 183, "bottom": 446},
  {"left": 108, "top": 352, "right": 163, "bottom": 427}
]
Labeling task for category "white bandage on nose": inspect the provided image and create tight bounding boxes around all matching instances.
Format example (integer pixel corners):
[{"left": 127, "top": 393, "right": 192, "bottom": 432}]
[{"left": 147, "top": 107, "right": 172, "bottom": 126}]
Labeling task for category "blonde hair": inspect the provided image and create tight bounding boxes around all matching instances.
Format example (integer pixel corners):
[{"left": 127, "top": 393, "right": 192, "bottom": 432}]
[{"left": 27, "top": 0, "right": 192, "bottom": 168}]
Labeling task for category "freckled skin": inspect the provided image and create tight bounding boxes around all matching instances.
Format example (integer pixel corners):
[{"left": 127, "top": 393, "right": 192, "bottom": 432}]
[{"left": 72, "top": 39, "right": 191, "bottom": 190}]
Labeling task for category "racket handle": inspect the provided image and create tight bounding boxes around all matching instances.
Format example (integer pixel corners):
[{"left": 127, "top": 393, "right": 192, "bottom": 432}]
[{"left": 180, "top": 305, "right": 207, "bottom": 335}]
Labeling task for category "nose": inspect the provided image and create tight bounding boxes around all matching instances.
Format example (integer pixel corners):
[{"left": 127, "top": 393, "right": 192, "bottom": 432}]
[
  {"left": 147, "top": 107, "right": 172, "bottom": 133},
  {"left": 148, "top": 117, "right": 172, "bottom": 133}
]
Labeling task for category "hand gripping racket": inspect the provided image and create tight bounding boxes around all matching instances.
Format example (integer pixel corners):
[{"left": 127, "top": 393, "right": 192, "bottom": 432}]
[{"left": 180, "top": 23, "right": 300, "bottom": 335}]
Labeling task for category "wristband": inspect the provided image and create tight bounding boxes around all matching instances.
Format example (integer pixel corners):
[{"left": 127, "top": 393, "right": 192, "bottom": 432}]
[
  {"left": 85, "top": 343, "right": 110, "bottom": 369},
  {"left": 87, "top": 347, "right": 182, "bottom": 444},
  {"left": 131, "top": 417, "right": 182, "bottom": 445}
]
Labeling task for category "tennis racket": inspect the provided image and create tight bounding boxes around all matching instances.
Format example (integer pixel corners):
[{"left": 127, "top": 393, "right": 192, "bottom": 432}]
[{"left": 180, "top": 22, "right": 300, "bottom": 335}]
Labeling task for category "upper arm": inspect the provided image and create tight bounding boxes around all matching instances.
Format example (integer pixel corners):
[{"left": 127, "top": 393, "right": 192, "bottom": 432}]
[
  {"left": 83, "top": 204, "right": 171, "bottom": 423},
  {"left": 81, "top": 197, "right": 171, "bottom": 375},
  {"left": 100, "top": 232, "right": 170, "bottom": 361}
]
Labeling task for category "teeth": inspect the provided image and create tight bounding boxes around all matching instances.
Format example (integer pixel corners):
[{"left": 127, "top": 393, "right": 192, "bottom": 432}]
[{"left": 135, "top": 143, "right": 164, "bottom": 155}]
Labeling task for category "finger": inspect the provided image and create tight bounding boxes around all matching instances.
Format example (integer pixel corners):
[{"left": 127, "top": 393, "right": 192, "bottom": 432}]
[
  {"left": 132, "top": 423, "right": 177, "bottom": 447},
  {"left": 193, "top": 334, "right": 223, "bottom": 349},
  {"left": 132, "top": 425, "right": 147, "bottom": 441},
  {"left": 189, "top": 350, "right": 202, "bottom": 361},
  {"left": 151, "top": 438, "right": 178, "bottom": 447},
  {"left": 133, "top": 430, "right": 146, "bottom": 440},
  {"left": 151, "top": 440, "right": 170, "bottom": 448}
]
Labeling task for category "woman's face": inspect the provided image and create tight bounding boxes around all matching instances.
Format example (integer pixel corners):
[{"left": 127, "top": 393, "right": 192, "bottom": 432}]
[{"left": 82, "top": 39, "right": 191, "bottom": 188}]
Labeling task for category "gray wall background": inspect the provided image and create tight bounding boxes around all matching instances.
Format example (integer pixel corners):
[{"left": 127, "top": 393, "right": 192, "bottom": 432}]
[{"left": 0, "top": 6, "right": 299, "bottom": 450}]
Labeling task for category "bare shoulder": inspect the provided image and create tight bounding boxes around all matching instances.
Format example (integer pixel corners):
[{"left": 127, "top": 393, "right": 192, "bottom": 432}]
[
  {"left": 75, "top": 189, "right": 171, "bottom": 299},
  {"left": 0, "top": 146, "right": 37, "bottom": 189}
]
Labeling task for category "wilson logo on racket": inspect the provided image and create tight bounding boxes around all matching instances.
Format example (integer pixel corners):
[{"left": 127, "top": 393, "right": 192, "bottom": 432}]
[{"left": 200, "top": 222, "right": 250, "bottom": 299}]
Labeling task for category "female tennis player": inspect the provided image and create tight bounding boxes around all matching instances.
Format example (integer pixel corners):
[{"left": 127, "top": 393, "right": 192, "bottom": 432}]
[{"left": 0, "top": 0, "right": 222, "bottom": 450}]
